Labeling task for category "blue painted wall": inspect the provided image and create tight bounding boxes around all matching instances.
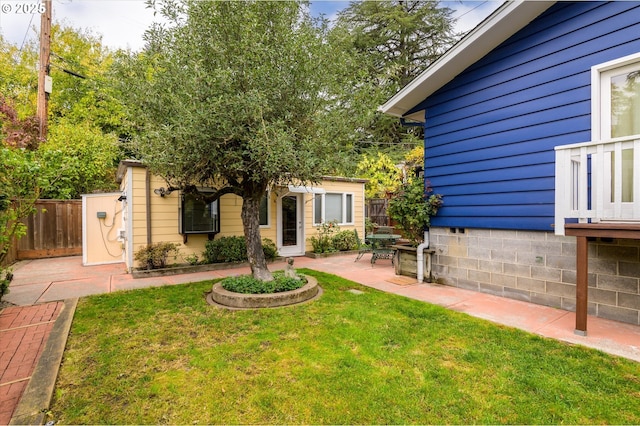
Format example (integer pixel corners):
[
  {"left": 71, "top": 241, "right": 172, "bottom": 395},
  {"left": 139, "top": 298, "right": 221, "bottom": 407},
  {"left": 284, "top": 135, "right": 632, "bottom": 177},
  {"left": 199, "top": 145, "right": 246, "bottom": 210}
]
[{"left": 418, "top": 1, "right": 640, "bottom": 231}]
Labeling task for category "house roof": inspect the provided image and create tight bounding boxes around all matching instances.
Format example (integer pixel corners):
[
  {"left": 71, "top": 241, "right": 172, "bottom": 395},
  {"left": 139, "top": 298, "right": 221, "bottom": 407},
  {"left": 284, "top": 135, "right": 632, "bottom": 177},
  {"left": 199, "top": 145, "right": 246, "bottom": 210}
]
[
  {"left": 379, "top": 0, "right": 556, "bottom": 122},
  {"left": 116, "top": 159, "right": 145, "bottom": 183}
]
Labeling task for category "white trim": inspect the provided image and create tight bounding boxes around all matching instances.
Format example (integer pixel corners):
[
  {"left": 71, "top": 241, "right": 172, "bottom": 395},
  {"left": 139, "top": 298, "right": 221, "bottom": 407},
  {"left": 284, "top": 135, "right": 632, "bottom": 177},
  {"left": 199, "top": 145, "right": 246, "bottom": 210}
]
[
  {"left": 277, "top": 193, "right": 305, "bottom": 256},
  {"left": 125, "top": 167, "right": 134, "bottom": 271},
  {"left": 379, "top": 1, "right": 555, "bottom": 122},
  {"left": 82, "top": 195, "right": 88, "bottom": 266},
  {"left": 592, "top": 51, "right": 640, "bottom": 140},
  {"left": 313, "top": 192, "right": 355, "bottom": 226},
  {"left": 287, "top": 185, "right": 325, "bottom": 194}
]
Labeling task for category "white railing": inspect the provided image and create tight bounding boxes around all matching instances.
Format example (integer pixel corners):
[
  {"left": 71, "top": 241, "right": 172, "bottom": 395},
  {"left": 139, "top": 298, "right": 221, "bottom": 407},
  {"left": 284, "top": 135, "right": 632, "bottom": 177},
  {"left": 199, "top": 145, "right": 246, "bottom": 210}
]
[{"left": 555, "top": 135, "right": 640, "bottom": 235}]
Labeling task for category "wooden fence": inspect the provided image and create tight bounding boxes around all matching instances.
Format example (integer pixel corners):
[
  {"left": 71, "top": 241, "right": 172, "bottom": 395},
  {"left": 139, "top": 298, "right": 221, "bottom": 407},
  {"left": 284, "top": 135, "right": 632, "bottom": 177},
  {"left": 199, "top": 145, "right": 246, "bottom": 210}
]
[
  {"left": 2, "top": 200, "right": 83, "bottom": 265},
  {"left": 367, "top": 198, "right": 389, "bottom": 226}
]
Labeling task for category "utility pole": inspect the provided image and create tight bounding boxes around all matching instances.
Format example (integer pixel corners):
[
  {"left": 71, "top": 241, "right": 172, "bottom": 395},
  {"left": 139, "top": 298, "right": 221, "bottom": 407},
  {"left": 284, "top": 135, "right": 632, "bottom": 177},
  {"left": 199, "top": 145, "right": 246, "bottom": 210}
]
[{"left": 36, "top": 0, "right": 52, "bottom": 139}]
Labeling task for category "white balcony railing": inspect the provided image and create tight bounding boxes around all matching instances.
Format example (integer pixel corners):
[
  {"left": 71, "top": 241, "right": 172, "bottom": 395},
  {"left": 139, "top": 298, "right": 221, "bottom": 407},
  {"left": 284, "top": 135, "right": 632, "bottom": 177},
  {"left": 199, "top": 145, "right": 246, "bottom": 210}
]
[{"left": 555, "top": 135, "right": 640, "bottom": 235}]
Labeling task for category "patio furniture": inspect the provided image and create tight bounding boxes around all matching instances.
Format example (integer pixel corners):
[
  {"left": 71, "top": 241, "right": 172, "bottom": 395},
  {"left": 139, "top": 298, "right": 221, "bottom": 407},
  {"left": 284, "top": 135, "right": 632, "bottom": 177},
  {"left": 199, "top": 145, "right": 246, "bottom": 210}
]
[
  {"left": 354, "top": 230, "right": 372, "bottom": 262},
  {"left": 375, "top": 226, "right": 395, "bottom": 235},
  {"left": 366, "top": 233, "right": 401, "bottom": 265}
]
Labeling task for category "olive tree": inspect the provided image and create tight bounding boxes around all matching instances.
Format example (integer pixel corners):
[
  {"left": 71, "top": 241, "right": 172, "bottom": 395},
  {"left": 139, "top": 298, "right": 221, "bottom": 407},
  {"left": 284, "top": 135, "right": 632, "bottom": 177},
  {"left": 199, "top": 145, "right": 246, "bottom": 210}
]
[{"left": 119, "top": 1, "right": 352, "bottom": 281}]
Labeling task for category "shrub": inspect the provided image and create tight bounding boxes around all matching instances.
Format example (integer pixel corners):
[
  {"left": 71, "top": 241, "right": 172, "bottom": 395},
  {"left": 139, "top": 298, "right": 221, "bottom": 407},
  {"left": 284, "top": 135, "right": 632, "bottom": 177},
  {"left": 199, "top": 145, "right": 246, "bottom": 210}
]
[
  {"left": 388, "top": 177, "right": 442, "bottom": 246},
  {"left": 261, "top": 238, "right": 278, "bottom": 261},
  {"left": 184, "top": 254, "right": 200, "bottom": 266},
  {"left": 204, "top": 236, "right": 246, "bottom": 263},
  {"left": 332, "top": 230, "right": 358, "bottom": 251},
  {"left": 221, "top": 271, "right": 307, "bottom": 294},
  {"left": 308, "top": 220, "right": 339, "bottom": 253},
  {"left": 0, "top": 268, "right": 13, "bottom": 301},
  {"left": 309, "top": 221, "right": 359, "bottom": 253},
  {"left": 203, "top": 236, "right": 278, "bottom": 264},
  {"left": 134, "top": 242, "right": 180, "bottom": 270}
]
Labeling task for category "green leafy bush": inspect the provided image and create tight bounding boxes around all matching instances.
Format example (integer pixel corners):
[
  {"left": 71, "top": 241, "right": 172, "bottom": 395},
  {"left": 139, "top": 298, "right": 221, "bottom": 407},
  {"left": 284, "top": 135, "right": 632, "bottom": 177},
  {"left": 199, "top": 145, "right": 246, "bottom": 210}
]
[
  {"left": 204, "top": 237, "right": 278, "bottom": 264},
  {"left": 308, "top": 221, "right": 338, "bottom": 253},
  {"left": 309, "top": 221, "right": 359, "bottom": 253},
  {"left": 184, "top": 254, "right": 200, "bottom": 266},
  {"left": 134, "top": 242, "right": 180, "bottom": 269},
  {"left": 204, "top": 236, "right": 246, "bottom": 263},
  {"left": 388, "top": 177, "right": 442, "bottom": 246},
  {"left": 0, "top": 268, "right": 13, "bottom": 301},
  {"left": 261, "top": 238, "right": 278, "bottom": 261},
  {"left": 221, "top": 271, "right": 307, "bottom": 294},
  {"left": 332, "top": 230, "right": 358, "bottom": 251}
]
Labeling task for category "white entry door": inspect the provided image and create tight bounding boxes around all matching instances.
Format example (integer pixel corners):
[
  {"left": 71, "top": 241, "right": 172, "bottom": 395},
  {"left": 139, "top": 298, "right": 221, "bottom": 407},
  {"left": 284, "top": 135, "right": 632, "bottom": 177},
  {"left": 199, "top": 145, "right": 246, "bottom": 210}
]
[{"left": 277, "top": 194, "right": 304, "bottom": 256}]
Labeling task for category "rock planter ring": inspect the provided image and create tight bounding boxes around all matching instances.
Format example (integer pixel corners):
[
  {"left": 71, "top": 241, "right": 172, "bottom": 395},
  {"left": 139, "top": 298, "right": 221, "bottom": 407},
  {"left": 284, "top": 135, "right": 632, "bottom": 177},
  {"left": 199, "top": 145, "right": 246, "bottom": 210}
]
[{"left": 207, "top": 275, "right": 321, "bottom": 309}]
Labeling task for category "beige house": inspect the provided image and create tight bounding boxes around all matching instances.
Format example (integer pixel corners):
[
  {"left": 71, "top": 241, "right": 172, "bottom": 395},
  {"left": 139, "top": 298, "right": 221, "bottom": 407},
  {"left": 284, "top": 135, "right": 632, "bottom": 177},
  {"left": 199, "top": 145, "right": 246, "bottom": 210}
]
[{"left": 83, "top": 160, "right": 366, "bottom": 271}]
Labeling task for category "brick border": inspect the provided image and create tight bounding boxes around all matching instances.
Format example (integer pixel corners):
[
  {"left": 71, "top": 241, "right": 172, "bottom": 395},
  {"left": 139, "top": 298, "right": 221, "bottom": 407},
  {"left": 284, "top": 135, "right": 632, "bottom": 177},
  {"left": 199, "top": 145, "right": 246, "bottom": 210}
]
[{"left": 9, "top": 298, "right": 77, "bottom": 426}]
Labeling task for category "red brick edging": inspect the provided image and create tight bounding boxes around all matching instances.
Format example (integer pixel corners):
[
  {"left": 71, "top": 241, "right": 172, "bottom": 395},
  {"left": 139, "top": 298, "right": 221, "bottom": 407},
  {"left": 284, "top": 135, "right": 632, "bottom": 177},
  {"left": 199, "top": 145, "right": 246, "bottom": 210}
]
[{"left": 0, "top": 302, "right": 63, "bottom": 425}]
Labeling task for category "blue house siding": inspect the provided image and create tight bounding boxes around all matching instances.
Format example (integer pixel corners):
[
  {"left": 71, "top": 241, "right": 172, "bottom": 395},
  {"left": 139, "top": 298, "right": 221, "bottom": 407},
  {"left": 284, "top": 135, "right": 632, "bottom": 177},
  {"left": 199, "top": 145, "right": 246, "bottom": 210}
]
[{"left": 420, "top": 2, "right": 640, "bottom": 231}]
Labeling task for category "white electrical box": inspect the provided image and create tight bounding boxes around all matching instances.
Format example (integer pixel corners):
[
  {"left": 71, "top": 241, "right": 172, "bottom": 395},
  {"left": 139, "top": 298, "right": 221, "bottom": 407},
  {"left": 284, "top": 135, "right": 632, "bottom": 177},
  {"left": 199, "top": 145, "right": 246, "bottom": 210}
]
[{"left": 44, "top": 76, "right": 53, "bottom": 94}]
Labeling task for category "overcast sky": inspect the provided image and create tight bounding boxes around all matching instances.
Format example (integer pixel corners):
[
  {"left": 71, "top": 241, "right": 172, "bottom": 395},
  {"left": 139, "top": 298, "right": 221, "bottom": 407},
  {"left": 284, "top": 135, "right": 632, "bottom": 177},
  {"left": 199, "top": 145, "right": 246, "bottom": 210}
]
[{"left": 0, "top": 1, "right": 500, "bottom": 52}]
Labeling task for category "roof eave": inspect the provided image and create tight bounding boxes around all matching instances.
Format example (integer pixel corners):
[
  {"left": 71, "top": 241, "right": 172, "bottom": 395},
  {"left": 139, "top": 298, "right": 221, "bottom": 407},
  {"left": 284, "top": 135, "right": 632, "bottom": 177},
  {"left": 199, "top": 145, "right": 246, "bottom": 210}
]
[{"left": 379, "top": 0, "right": 556, "bottom": 123}]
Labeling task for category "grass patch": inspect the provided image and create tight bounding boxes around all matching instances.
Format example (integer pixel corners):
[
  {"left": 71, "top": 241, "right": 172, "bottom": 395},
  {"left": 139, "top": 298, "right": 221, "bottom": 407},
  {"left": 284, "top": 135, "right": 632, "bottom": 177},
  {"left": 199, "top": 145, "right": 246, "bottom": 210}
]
[{"left": 50, "top": 270, "right": 640, "bottom": 424}]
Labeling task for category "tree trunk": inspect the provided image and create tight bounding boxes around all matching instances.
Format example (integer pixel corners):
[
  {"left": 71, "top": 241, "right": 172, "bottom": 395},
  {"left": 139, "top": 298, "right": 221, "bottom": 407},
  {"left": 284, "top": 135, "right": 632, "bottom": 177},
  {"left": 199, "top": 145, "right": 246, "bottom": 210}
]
[{"left": 241, "top": 194, "right": 273, "bottom": 281}]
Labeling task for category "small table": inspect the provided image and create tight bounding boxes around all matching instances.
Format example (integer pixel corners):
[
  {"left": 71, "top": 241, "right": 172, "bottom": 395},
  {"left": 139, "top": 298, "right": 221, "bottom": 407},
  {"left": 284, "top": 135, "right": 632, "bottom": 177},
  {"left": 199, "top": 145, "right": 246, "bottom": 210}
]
[{"left": 366, "top": 234, "right": 401, "bottom": 264}]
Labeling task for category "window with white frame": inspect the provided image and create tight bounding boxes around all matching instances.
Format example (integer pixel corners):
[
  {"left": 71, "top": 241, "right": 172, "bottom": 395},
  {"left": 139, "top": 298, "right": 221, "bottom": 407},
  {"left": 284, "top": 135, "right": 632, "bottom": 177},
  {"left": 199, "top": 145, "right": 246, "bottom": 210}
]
[
  {"left": 314, "top": 193, "right": 353, "bottom": 225},
  {"left": 593, "top": 53, "right": 640, "bottom": 204},
  {"left": 597, "top": 57, "right": 640, "bottom": 139}
]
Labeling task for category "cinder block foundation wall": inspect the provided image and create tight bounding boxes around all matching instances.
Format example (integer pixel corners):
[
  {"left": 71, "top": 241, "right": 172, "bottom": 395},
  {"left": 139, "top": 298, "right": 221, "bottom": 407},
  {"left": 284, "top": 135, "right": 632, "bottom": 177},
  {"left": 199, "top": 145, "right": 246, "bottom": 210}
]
[{"left": 429, "top": 227, "right": 640, "bottom": 326}]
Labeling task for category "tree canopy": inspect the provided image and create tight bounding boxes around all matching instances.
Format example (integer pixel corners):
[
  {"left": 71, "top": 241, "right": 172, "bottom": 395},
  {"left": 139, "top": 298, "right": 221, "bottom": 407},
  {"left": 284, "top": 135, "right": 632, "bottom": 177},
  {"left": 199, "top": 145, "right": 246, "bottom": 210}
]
[
  {"left": 118, "top": 0, "right": 355, "bottom": 280},
  {"left": 333, "top": 0, "right": 457, "bottom": 162},
  {"left": 0, "top": 24, "right": 123, "bottom": 200}
]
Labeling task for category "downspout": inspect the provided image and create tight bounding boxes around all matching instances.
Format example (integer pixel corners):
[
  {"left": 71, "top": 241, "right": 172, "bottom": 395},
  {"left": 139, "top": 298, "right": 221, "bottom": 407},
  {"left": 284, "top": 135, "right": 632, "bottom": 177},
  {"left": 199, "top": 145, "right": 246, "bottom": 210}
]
[
  {"left": 416, "top": 229, "right": 430, "bottom": 282},
  {"left": 146, "top": 168, "right": 152, "bottom": 245},
  {"left": 400, "top": 113, "right": 429, "bottom": 282}
]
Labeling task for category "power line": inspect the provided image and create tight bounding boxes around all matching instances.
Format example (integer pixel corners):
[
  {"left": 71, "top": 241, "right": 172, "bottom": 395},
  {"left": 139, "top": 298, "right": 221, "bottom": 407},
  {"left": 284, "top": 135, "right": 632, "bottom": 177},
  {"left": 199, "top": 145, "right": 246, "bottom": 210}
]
[
  {"left": 452, "top": 1, "right": 489, "bottom": 22},
  {"left": 19, "top": 13, "right": 35, "bottom": 53}
]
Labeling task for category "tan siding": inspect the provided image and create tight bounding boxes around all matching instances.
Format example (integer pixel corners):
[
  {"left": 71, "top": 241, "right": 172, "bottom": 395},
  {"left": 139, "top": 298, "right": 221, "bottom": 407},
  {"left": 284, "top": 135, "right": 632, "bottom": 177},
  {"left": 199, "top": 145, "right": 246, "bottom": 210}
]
[{"left": 119, "top": 163, "right": 366, "bottom": 268}]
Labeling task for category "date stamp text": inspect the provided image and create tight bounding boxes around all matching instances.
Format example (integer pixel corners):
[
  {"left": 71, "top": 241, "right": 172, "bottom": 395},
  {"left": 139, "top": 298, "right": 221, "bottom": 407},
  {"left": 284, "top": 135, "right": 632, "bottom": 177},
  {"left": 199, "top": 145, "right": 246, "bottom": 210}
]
[{"left": 1, "top": 2, "right": 46, "bottom": 14}]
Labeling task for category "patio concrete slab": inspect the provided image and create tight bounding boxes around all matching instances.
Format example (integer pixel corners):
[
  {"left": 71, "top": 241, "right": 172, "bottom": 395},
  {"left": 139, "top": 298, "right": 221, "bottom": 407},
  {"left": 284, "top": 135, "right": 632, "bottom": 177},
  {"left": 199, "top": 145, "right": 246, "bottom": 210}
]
[
  {"left": 38, "top": 277, "right": 111, "bottom": 303},
  {"left": 1, "top": 283, "right": 51, "bottom": 306}
]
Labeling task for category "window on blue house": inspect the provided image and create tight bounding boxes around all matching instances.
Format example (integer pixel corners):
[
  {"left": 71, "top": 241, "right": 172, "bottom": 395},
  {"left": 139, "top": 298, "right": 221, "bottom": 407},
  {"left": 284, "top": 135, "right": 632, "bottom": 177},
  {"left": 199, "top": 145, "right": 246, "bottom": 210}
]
[{"left": 594, "top": 53, "right": 640, "bottom": 204}]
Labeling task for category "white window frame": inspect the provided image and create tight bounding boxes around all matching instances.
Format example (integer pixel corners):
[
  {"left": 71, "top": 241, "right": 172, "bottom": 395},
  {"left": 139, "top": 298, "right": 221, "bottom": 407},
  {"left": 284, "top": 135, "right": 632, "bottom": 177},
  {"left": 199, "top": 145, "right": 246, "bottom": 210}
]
[
  {"left": 313, "top": 192, "right": 354, "bottom": 225},
  {"left": 591, "top": 52, "right": 640, "bottom": 217},
  {"left": 591, "top": 51, "right": 640, "bottom": 141}
]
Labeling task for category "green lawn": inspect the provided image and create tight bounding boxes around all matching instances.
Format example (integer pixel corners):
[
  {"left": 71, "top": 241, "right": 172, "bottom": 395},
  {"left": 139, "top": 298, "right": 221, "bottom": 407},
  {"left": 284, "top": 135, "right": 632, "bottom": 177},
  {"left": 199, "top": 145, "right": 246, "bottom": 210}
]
[{"left": 50, "top": 270, "right": 640, "bottom": 425}]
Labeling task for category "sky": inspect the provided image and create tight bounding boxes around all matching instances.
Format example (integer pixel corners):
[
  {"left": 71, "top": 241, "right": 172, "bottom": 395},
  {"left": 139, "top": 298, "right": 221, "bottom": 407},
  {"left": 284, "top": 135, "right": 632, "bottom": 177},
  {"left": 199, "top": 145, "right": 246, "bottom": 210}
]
[{"left": 0, "top": 0, "right": 501, "bottom": 52}]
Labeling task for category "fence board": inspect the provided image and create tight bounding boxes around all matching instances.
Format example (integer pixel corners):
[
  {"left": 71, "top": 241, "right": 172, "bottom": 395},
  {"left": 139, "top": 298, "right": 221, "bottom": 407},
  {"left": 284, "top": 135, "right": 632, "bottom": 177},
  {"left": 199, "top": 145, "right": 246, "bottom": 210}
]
[
  {"left": 368, "top": 199, "right": 389, "bottom": 226},
  {"left": 17, "top": 200, "right": 82, "bottom": 259}
]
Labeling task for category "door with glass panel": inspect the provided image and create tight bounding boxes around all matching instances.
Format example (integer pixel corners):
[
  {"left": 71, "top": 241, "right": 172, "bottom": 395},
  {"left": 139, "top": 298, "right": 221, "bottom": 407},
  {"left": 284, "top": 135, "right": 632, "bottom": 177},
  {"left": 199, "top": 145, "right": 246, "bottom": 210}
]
[
  {"left": 278, "top": 194, "right": 303, "bottom": 256},
  {"left": 600, "top": 61, "right": 640, "bottom": 219}
]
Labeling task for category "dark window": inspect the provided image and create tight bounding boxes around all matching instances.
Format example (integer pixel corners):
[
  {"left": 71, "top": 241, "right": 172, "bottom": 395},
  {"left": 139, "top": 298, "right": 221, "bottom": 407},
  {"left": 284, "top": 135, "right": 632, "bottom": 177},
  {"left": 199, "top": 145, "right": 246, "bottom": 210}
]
[
  {"left": 180, "top": 193, "right": 219, "bottom": 234},
  {"left": 259, "top": 193, "right": 269, "bottom": 226}
]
